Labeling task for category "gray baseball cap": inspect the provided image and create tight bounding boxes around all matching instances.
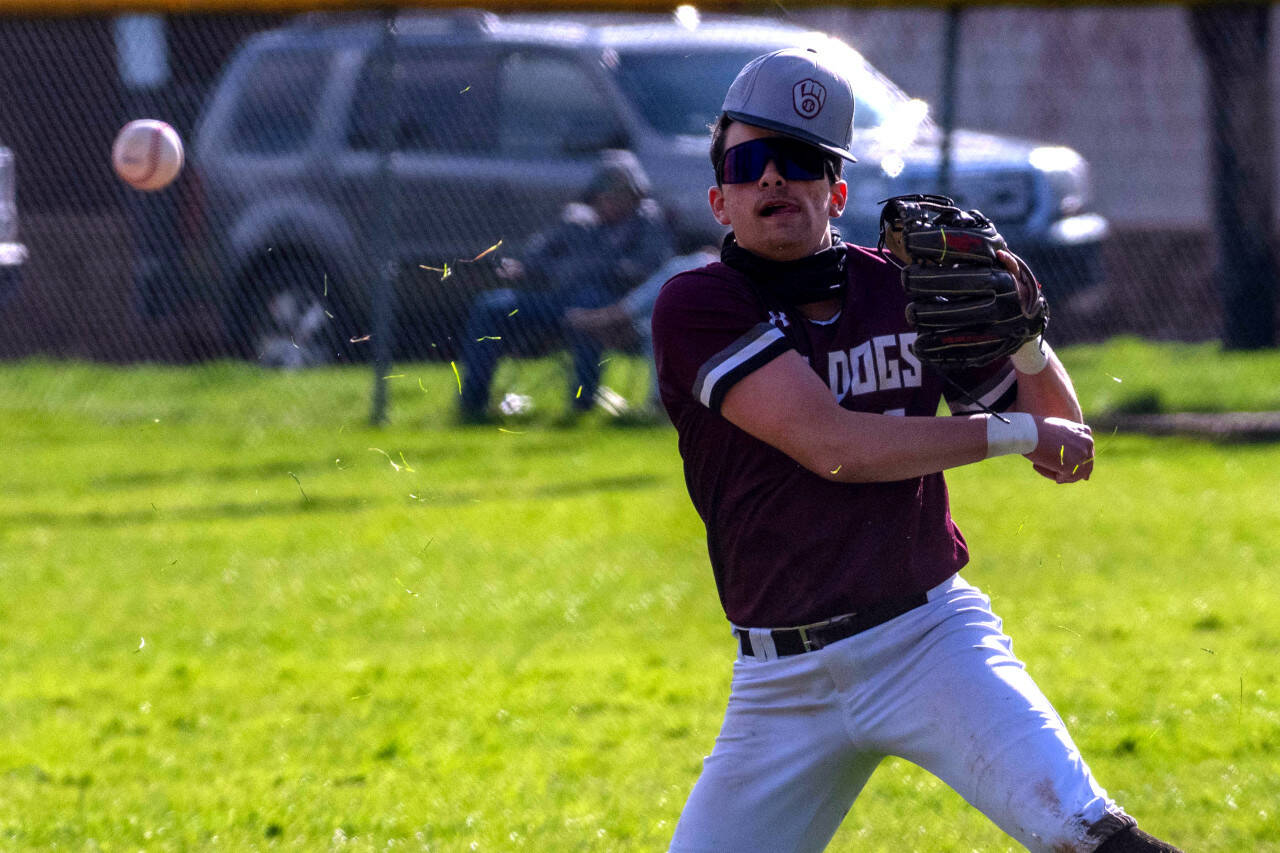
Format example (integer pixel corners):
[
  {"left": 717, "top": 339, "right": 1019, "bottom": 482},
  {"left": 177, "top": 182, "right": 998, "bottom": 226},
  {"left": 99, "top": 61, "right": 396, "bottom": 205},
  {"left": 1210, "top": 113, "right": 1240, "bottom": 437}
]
[{"left": 722, "top": 47, "right": 858, "bottom": 163}]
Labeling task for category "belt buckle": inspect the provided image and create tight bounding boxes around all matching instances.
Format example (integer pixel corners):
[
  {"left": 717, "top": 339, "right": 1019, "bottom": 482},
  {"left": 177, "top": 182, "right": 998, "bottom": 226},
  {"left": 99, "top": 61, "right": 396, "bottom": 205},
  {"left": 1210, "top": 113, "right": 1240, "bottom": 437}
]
[{"left": 796, "top": 622, "right": 830, "bottom": 652}]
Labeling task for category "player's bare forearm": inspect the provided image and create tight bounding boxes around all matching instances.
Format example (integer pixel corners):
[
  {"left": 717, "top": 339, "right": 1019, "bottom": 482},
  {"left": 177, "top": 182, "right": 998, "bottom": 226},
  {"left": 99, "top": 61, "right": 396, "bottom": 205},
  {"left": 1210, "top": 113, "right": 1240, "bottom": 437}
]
[
  {"left": 721, "top": 350, "right": 1094, "bottom": 484},
  {"left": 1011, "top": 349, "right": 1084, "bottom": 422},
  {"left": 721, "top": 351, "right": 990, "bottom": 483},
  {"left": 1011, "top": 350, "right": 1094, "bottom": 482}
]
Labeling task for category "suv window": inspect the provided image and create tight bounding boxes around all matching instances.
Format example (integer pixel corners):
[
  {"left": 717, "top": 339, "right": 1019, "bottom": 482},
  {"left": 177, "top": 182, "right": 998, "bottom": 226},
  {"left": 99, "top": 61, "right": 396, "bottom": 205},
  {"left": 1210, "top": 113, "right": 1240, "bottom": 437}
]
[
  {"left": 227, "top": 48, "right": 329, "bottom": 154},
  {"left": 498, "top": 53, "right": 621, "bottom": 156},
  {"left": 347, "top": 48, "right": 499, "bottom": 153}
]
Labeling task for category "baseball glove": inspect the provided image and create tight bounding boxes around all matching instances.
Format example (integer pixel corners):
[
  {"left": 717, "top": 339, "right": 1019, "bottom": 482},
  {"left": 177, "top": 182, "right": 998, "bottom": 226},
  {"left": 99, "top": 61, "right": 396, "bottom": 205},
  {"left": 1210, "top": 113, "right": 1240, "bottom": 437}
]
[{"left": 878, "top": 194, "right": 1048, "bottom": 370}]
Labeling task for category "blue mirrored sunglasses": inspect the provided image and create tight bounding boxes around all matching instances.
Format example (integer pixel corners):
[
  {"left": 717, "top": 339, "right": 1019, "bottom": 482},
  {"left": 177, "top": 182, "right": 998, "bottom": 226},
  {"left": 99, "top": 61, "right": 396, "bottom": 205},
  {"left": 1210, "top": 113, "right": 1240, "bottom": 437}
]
[{"left": 718, "top": 137, "right": 830, "bottom": 185}]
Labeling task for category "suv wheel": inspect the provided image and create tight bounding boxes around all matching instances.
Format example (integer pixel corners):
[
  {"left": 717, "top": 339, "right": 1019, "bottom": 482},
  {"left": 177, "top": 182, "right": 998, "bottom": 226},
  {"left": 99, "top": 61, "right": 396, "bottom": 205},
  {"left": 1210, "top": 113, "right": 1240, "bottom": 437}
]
[{"left": 228, "top": 252, "right": 364, "bottom": 366}]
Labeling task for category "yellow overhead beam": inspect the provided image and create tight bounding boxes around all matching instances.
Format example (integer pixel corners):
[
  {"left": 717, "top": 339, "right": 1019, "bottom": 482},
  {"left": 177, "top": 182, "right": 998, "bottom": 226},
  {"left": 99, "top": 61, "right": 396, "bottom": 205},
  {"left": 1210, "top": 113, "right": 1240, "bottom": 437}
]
[
  {"left": 0, "top": 0, "right": 1240, "bottom": 17},
  {"left": 18, "top": 0, "right": 712, "bottom": 14}
]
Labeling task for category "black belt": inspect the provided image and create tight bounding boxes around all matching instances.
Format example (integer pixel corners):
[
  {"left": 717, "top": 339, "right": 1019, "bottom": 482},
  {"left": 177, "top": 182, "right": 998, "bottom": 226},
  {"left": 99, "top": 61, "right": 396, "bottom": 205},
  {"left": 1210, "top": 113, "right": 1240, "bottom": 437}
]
[{"left": 737, "top": 593, "right": 929, "bottom": 657}]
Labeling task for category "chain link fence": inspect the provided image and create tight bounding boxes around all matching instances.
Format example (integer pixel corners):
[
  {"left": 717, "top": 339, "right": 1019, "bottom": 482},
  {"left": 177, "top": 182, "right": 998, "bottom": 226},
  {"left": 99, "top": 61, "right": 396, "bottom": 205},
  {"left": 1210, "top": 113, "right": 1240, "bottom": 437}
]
[{"left": 0, "top": 5, "right": 1276, "bottom": 410}]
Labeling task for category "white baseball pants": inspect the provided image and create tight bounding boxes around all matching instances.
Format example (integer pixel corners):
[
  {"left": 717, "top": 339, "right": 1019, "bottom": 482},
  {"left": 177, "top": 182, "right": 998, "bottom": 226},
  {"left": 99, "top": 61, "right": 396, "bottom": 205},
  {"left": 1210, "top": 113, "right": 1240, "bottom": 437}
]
[{"left": 668, "top": 574, "right": 1134, "bottom": 853}]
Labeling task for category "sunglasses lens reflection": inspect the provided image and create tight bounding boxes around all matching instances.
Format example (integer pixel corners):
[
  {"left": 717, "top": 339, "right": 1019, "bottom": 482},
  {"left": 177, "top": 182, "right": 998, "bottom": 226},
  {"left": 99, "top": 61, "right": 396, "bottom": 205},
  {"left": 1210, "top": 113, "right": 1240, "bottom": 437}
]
[{"left": 720, "top": 138, "right": 827, "bottom": 184}]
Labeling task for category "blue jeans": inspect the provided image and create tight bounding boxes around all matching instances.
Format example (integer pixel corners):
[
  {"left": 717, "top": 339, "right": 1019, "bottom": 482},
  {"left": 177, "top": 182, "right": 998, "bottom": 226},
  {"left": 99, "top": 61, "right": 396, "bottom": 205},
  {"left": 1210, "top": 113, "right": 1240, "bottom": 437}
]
[{"left": 459, "top": 287, "right": 607, "bottom": 416}]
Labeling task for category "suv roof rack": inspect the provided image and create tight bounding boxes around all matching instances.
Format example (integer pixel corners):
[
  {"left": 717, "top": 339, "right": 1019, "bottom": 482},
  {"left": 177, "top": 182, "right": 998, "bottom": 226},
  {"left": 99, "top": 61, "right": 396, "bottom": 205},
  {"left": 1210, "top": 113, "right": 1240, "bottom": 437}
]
[
  {"left": 434, "top": 8, "right": 499, "bottom": 32},
  {"left": 290, "top": 7, "right": 498, "bottom": 34}
]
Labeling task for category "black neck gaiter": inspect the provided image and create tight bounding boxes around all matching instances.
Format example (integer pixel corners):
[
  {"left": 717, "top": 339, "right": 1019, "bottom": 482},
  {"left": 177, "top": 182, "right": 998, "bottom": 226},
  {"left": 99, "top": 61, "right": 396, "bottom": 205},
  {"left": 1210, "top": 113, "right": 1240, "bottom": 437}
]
[{"left": 720, "top": 230, "right": 849, "bottom": 307}]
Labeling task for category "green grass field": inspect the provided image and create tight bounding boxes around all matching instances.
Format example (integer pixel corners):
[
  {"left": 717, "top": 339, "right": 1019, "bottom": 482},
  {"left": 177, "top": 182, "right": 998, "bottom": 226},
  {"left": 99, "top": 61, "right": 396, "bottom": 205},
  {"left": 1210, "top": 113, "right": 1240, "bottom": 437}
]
[{"left": 1, "top": 340, "right": 1278, "bottom": 851}]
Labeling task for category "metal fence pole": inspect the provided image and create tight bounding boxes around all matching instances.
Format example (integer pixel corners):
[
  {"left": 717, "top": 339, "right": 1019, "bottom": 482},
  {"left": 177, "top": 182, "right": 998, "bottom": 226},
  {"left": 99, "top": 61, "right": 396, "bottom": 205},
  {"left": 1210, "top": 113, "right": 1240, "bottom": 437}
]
[
  {"left": 368, "top": 7, "right": 398, "bottom": 425},
  {"left": 1189, "top": 3, "right": 1277, "bottom": 350},
  {"left": 937, "top": 4, "right": 961, "bottom": 198}
]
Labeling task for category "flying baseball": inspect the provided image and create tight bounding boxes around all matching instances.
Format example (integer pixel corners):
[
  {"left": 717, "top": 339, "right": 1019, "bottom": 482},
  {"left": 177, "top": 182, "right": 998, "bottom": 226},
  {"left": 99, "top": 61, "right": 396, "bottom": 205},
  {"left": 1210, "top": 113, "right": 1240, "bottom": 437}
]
[{"left": 112, "top": 119, "right": 184, "bottom": 192}]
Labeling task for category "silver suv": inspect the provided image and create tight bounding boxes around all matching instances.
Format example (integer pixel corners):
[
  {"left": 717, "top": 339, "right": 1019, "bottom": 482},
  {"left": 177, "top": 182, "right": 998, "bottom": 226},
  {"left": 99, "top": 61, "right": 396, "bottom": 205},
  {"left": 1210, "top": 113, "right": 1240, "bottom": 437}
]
[{"left": 193, "top": 9, "right": 1107, "bottom": 363}]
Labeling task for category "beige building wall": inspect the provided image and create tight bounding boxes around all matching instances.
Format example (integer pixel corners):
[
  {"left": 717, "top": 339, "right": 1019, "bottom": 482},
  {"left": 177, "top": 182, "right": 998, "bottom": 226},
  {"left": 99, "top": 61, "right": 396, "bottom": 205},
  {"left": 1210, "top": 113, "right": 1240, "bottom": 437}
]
[{"left": 797, "top": 6, "right": 1277, "bottom": 230}]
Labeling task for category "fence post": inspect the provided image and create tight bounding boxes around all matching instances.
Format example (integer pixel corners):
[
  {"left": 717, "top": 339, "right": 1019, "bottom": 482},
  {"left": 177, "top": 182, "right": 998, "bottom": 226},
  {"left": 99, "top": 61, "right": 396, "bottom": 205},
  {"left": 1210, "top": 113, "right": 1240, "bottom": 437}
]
[
  {"left": 937, "top": 4, "right": 961, "bottom": 198},
  {"left": 1188, "top": 3, "right": 1277, "bottom": 350},
  {"left": 368, "top": 7, "right": 399, "bottom": 425}
]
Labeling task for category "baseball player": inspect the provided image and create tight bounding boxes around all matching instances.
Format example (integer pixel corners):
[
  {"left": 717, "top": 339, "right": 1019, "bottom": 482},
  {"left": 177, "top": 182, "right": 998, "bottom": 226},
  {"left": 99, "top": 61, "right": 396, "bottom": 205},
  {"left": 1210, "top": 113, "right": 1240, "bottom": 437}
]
[{"left": 650, "top": 48, "right": 1183, "bottom": 852}]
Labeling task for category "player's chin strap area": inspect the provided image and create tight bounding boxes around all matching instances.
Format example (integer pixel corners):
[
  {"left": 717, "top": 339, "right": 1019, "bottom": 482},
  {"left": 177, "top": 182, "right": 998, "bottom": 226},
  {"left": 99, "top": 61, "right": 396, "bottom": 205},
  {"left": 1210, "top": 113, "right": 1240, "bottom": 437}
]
[{"left": 720, "top": 229, "right": 849, "bottom": 306}]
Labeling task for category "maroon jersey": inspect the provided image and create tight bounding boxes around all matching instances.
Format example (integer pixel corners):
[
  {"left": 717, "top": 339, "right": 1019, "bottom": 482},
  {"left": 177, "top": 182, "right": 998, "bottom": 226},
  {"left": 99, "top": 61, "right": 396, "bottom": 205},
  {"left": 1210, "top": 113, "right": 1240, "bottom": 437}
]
[{"left": 651, "top": 245, "right": 1016, "bottom": 628}]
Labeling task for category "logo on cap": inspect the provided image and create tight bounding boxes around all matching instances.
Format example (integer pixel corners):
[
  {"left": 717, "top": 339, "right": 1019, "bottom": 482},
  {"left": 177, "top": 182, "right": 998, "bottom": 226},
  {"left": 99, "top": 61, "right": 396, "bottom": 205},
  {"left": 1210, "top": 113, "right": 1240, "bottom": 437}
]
[{"left": 792, "top": 79, "right": 826, "bottom": 119}]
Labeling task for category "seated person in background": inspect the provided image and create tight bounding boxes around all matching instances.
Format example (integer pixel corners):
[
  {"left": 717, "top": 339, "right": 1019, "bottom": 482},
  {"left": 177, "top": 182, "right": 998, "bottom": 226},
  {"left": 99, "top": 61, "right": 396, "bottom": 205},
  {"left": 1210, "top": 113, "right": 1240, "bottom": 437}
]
[
  {"left": 565, "top": 243, "right": 719, "bottom": 416},
  {"left": 458, "top": 150, "right": 675, "bottom": 421}
]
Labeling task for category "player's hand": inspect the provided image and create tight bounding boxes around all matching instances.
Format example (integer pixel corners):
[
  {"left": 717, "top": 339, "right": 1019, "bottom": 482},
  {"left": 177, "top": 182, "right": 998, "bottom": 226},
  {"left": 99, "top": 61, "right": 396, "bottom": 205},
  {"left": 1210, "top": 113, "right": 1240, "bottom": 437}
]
[
  {"left": 1026, "top": 417, "right": 1094, "bottom": 483},
  {"left": 565, "top": 306, "right": 606, "bottom": 331},
  {"left": 496, "top": 257, "right": 525, "bottom": 280},
  {"left": 996, "top": 249, "right": 1019, "bottom": 274}
]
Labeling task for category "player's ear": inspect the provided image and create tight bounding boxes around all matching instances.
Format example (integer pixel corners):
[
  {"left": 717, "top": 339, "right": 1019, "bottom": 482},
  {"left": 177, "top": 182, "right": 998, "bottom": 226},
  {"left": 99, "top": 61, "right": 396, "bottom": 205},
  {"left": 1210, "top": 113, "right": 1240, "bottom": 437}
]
[
  {"left": 709, "top": 185, "right": 731, "bottom": 226},
  {"left": 828, "top": 180, "right": 848, "bottom": 219}
]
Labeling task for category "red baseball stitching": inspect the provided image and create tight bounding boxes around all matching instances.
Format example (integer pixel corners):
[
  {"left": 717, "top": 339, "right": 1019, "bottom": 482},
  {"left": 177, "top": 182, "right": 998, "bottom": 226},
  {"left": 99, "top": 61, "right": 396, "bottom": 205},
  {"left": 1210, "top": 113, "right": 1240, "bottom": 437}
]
[{"left": 134, "top": 127, "right": 162, "bottom": 186}]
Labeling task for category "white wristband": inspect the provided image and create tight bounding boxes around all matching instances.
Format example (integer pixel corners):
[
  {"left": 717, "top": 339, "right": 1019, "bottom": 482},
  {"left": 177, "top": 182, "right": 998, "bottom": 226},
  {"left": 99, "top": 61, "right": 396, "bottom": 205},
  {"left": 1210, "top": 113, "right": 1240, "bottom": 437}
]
[
  {"left": 1010, "top": 336, "right": 1052, "bottom": 375},
  {"left": 985, "top": 412, "right": 1039, "bottom": 458}
]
